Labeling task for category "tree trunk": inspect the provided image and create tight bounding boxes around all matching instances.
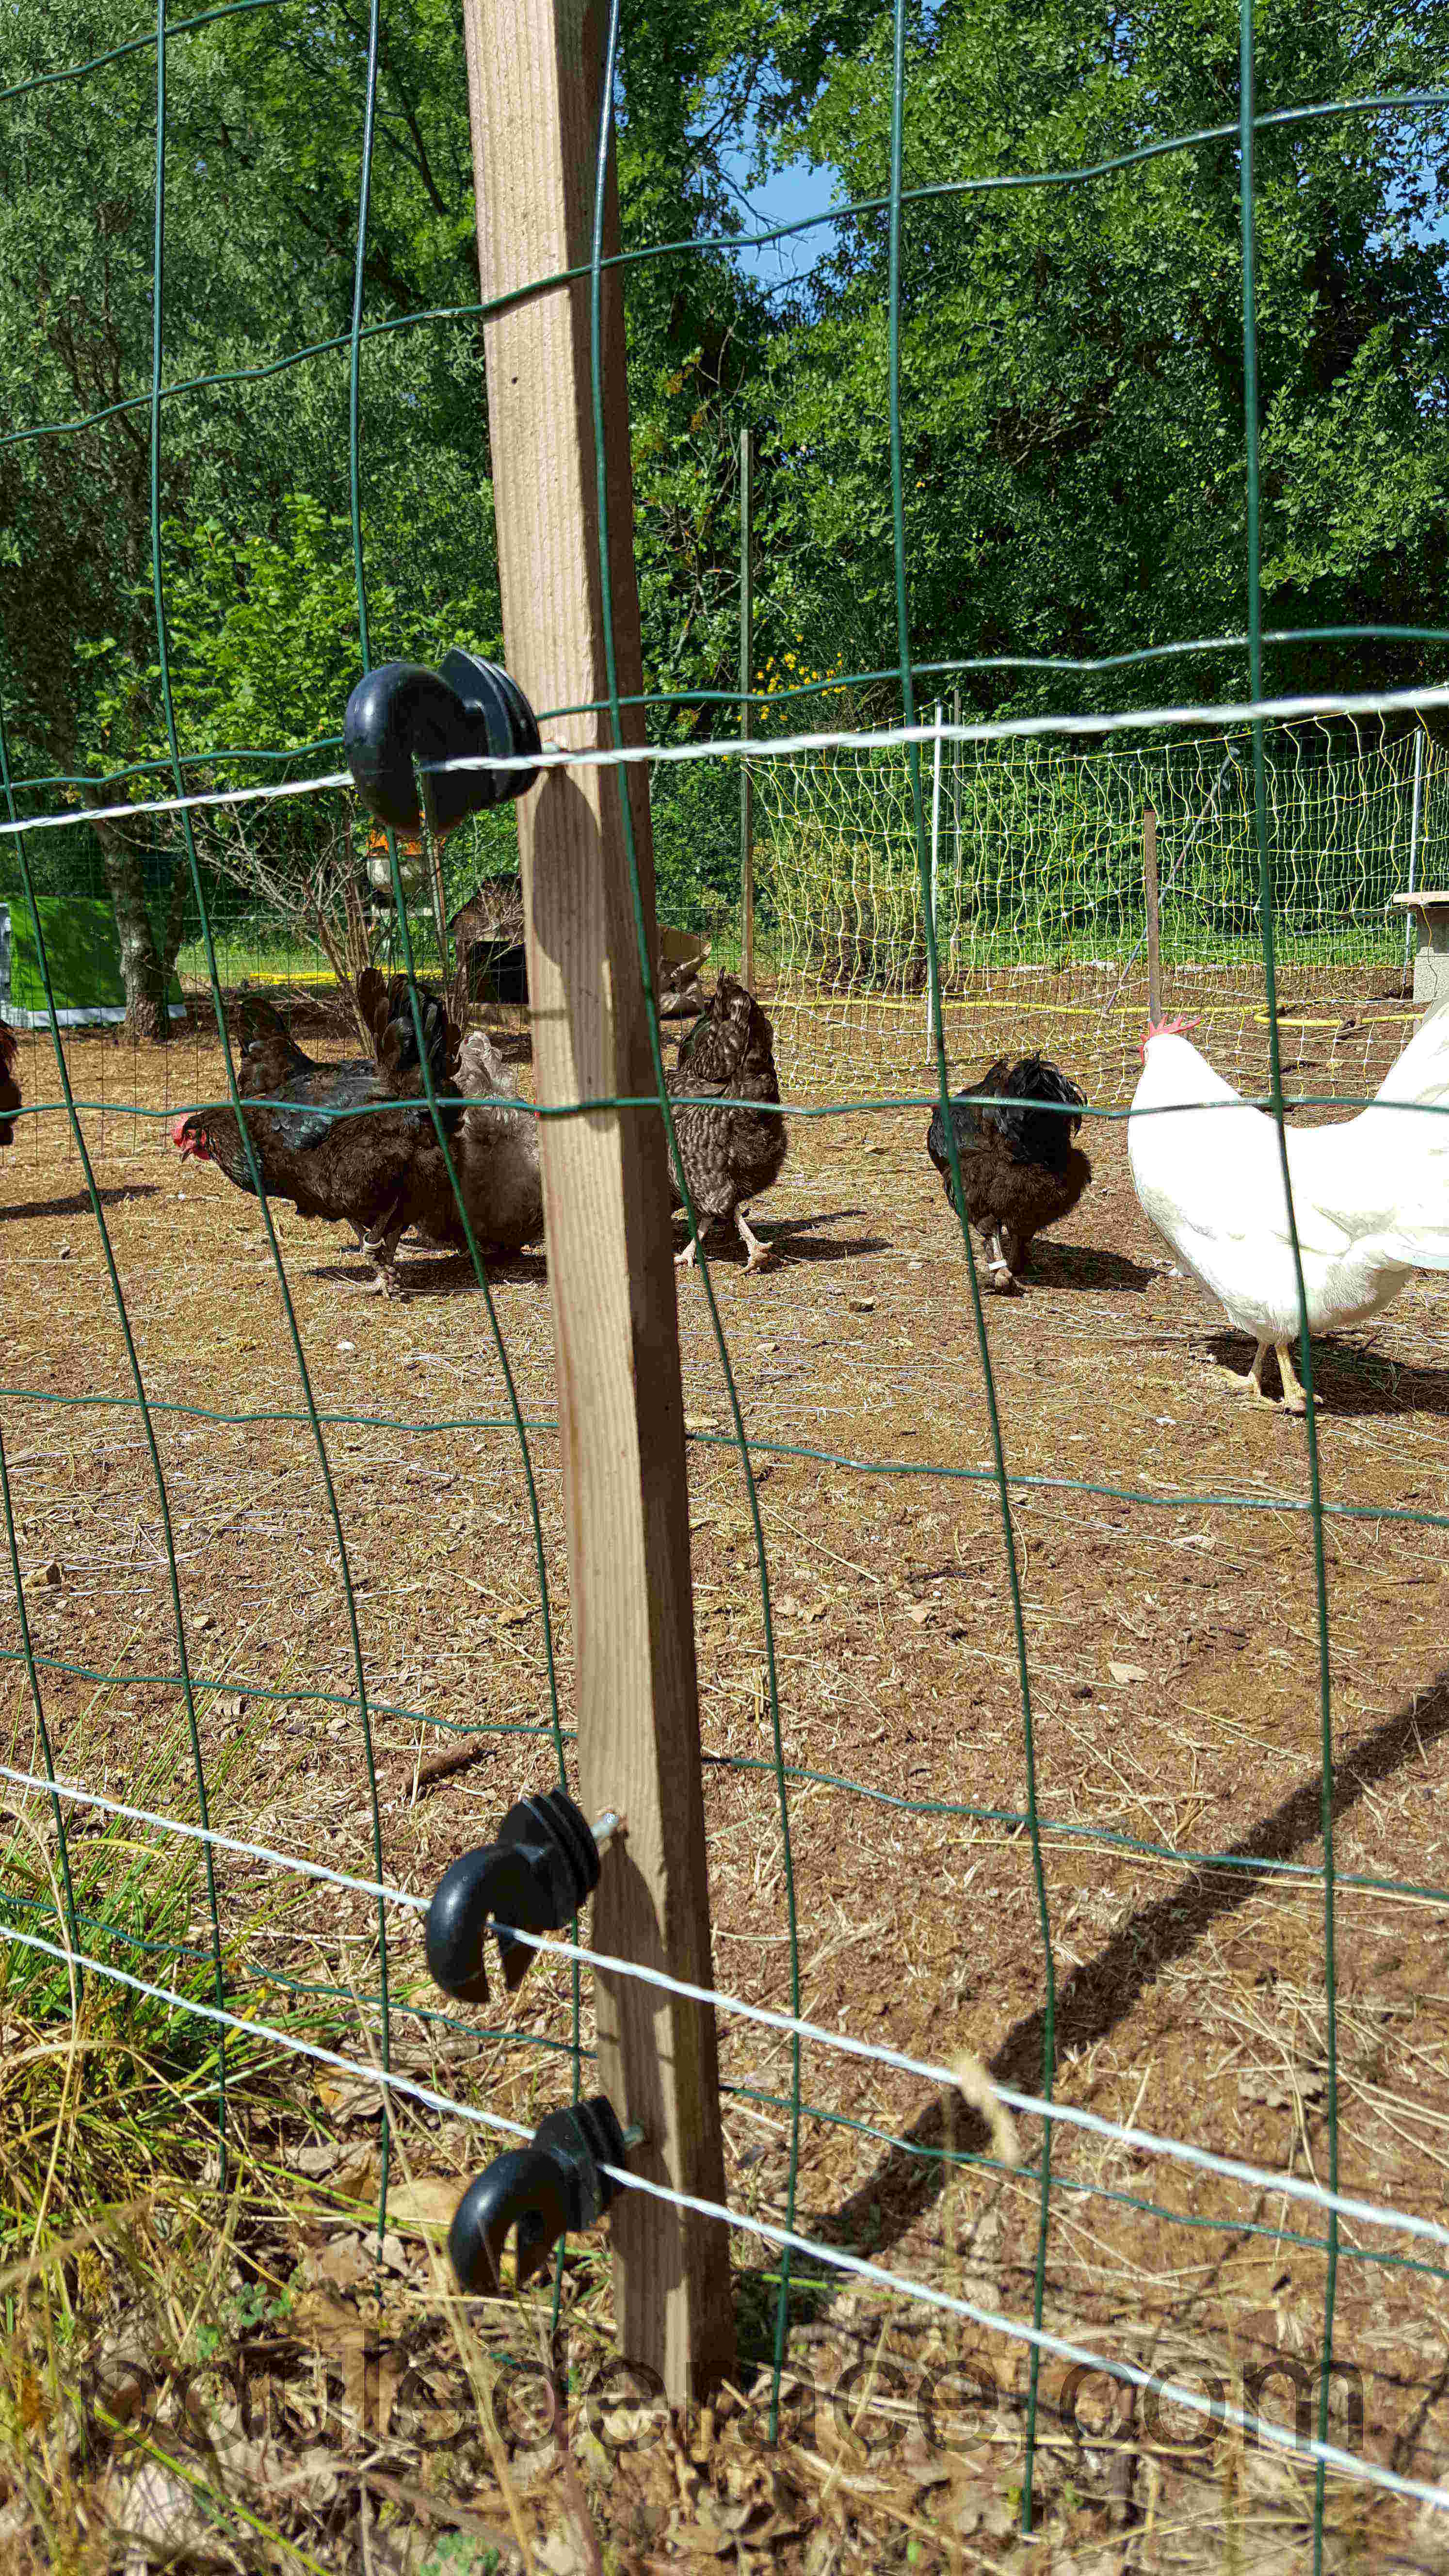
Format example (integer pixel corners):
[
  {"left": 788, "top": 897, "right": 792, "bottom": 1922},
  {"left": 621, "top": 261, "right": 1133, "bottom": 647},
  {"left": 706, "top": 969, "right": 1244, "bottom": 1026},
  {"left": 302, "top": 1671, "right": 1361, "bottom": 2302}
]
[{"left": 97, "top": 827, "right": 186, "bottom": 1041}]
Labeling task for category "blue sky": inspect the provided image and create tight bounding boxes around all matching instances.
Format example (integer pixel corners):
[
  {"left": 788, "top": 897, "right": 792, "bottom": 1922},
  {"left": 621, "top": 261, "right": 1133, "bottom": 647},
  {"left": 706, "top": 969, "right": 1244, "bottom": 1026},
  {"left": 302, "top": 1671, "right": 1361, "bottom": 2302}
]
[{"left": 716, "top": 148, "right": 842, "bottom": 288}]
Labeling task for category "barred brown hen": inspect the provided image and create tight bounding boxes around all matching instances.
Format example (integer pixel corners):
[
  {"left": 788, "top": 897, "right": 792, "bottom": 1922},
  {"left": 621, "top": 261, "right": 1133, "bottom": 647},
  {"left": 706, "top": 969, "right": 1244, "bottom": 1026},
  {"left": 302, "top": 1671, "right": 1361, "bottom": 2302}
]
[{"left": 665, "top": 976, "right": 787, "bottom": 1273}]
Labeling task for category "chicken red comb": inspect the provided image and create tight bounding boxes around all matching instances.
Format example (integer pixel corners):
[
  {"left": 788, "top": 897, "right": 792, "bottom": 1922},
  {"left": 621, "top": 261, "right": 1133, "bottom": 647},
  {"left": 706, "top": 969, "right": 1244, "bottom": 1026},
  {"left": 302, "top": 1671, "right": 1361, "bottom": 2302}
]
[
  {"left": 1139, "top": 1014, "right": 1199, "bottom": 1060},
  {"left": 169, "top": 1113, "right": 192, "bottom": 1149}
]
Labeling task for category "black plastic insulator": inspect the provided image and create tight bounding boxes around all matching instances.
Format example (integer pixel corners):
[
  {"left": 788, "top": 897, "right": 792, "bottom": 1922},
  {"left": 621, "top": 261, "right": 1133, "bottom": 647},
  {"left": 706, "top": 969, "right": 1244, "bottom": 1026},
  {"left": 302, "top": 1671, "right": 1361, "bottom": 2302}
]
[
  {"left": 425, "top": 1786, "right": 601, "bottom": 2006},
  {"left": 449, "top": 2094, "right": 629, "bottom": 2294},
  {"left": 344, "top": 649, "right": 541, "bottom": 841}
]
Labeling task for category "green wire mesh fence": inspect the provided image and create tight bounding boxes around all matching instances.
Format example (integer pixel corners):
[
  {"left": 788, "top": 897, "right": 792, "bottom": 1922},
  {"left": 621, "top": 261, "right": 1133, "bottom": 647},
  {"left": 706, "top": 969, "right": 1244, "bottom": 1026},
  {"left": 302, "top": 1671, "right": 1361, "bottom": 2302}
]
[{"left": 3, "top": 0, "right": 1449, "bottom": 2562}]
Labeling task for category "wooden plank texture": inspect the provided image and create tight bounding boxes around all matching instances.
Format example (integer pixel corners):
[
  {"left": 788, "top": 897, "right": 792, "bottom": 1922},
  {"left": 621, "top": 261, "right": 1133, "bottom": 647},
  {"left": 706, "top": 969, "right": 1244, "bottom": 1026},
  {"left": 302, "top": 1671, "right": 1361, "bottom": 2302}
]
[{"left": 462, "top": 0, "right": 735, "bottom": 2400}]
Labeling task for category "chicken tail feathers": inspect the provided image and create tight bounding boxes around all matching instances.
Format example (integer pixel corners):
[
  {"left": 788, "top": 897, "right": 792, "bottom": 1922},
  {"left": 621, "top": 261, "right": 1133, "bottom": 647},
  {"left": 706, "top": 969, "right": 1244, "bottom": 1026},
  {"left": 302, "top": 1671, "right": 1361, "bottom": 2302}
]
[
  {"left": 929, "top": 1055, "right": 1086, "bottom": 1175},
  {"left": 668, "top": 975, "right": 778, "bottom": 1102},
  {"left": 989, "top": 1057, "right": 1086, "bottom": 1165},
  {"left": 369, "top": 978, "right": 455, "bottom": 1096},
  {"left": 1373, "top": 991, "right": 1449, "bottom": 1111},
  {"left": 237, "top": 997, "right": 312, "bottom": 1074}
]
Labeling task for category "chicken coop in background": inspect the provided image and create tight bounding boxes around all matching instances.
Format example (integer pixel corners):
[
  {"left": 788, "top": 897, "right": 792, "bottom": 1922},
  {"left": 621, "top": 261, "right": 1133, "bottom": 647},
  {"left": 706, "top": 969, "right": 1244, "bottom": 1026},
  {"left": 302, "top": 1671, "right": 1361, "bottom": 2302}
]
[{"left": 2, "top": 0, "right": 1449, "bottom": 2566}]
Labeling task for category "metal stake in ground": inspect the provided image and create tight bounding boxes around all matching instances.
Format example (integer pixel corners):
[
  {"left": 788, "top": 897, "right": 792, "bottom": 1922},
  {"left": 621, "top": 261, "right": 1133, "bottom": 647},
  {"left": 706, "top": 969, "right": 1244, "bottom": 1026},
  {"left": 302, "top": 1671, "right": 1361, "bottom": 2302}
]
[
  {"left": 461, "top": 0, "right": 735, "bottom": 2401},
  {"left": 1144, "top": 801, "right": 1161, "bottom": 1025}
]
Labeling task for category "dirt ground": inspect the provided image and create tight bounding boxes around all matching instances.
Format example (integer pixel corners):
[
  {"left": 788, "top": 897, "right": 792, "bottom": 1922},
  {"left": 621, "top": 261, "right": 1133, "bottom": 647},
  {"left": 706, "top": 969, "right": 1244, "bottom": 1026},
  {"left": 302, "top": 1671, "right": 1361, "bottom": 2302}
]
[{"left": 1, "top": 984, "right": 1448, "bottom": 2573}]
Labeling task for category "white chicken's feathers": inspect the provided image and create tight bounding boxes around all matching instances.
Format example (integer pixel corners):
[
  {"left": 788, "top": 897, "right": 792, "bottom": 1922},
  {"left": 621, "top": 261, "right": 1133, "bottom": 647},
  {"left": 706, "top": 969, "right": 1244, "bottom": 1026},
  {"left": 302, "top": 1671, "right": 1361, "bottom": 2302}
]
[
  {"left": 1127, "top": 1001, "right": 1449, "bottom": 1346},
  {"left": 1364, "top": 991, "right": 1449, "bottom": 1108}
]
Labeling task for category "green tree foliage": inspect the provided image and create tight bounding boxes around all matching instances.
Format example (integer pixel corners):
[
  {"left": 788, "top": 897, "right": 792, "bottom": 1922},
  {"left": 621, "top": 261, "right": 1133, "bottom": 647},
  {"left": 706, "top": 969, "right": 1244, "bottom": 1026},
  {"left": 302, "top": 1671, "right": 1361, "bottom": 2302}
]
[
  {"left": 0, "top": 0, "right": 1446, "bottom": 1020},
  {"left": 747, "top": 0, "right": 1449, "bottom": 716}
]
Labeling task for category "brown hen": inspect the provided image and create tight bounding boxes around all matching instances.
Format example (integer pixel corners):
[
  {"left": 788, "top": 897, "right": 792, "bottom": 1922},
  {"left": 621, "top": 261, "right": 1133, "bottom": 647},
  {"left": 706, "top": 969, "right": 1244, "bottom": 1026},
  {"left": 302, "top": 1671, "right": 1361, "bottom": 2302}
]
[{"left": 664, "top": 976, "right": 787, "bottom": 1273}]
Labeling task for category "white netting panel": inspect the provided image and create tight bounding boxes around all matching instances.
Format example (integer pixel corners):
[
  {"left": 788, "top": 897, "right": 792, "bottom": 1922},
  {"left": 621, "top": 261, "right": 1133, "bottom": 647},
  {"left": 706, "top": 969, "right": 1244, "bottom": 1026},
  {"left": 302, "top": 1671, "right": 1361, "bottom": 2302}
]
[{"left": 750, "top": 716, "right": 1439, "bottom": 1103}]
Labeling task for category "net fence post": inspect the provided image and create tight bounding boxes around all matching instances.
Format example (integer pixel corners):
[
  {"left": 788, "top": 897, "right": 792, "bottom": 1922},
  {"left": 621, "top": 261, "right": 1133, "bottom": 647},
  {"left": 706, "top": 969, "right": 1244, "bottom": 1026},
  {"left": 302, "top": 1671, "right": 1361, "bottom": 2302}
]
[
  {"left": 1405, "top": 724, "right": 1424, "bottom": 982},
  {"left": 461, "top": 0, "right": 735, "bottom": 2402},
  {"left": 1143, "top": 800, "right": 1160, "bottom": 1024},
  {"left": 927, "top": 700, "right": 943, "bottom": 1047},
  {"left": 950, "top": 682, "right": 962, "bottom": 892},
  {"left": 740, "top": 425, "right": 755, "bottom": 990}
]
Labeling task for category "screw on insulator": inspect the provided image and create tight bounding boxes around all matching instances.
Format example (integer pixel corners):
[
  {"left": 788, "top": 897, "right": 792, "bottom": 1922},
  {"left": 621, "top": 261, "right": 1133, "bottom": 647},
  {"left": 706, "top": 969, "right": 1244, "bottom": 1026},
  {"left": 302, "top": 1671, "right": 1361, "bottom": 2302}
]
[
  {"left": 449, "top": 2096, "right": 643, "bottom": 2294},
  {"left": 424, "top": 1787, "right": 620, "bottom": 2006},
  {"left": 344, "top": 649, "right": 542, "bottom": 842}
]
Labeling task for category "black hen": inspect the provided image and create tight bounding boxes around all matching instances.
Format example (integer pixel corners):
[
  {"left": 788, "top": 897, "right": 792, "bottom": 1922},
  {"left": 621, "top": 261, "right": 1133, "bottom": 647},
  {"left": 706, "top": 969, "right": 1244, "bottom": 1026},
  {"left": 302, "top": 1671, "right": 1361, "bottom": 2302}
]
[
  {"left": 926, "top": 1055, "right": 1090, "bottom": 1292},
  {"left": 665, "top": 976, "right": 787, "bottom": 1272},
  {"left": 0, "top": 1027, "right": 19, "bottom": 1149},
  {"left": 171, "top": 973, "right": 460, "bottom": 1294}
]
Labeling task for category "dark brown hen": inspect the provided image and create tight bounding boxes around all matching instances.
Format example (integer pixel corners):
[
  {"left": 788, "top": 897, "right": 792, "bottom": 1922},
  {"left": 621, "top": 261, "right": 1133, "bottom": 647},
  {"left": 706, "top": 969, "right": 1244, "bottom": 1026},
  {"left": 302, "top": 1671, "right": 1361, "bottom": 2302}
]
[
  {"left": 172, "top": 972, "right": 543, "bottom": 1290},
  {"left": 170, "top": 974, "right": 460, "bottom": 1296},
  {"left": 664, "top": 976, "right": 787, "bottom": 1273},
  {"left": 0, "top": 1026, "right": 19, "bottom": 1149},
  {"left": 926, "top": 1053, "right": 1090, "bottom": 1291}
]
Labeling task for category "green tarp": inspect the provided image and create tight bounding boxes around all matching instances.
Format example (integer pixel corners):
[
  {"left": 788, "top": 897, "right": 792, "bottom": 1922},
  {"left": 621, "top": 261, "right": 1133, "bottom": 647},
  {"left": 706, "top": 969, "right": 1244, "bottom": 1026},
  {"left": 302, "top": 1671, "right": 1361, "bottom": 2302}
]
[{"left": 0, "top": 897, "right": 184, "bottom": 1027}]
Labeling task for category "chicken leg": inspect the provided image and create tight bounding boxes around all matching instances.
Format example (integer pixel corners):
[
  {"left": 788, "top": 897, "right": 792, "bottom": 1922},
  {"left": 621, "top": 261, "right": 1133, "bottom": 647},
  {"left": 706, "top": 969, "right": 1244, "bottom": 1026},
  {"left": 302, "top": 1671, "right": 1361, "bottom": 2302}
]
[
  {"left": 1276, "top": 1341, "right": 1314, "bottom": 1417},
  {"left": 359, "top": 1222, "right": 408, "bottom": 1298},
  {"left": 734, "top": 1204, "right": 773, "bottom": 1272},
  {"left": 984, "top": 1228, "right": 1017, "bottom": 1295},
  {"left": 1220, "top": 1339, "right": 1276, "bottom": 1405},
  {"left": 1220, "top": 1337, "right": 1311, "bottom": 1414}
]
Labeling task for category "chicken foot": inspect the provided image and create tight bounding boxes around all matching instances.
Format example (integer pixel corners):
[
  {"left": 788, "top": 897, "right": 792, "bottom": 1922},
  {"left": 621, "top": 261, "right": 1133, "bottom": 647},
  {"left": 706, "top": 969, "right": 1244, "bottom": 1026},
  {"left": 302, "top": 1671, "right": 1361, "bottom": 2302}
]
[
  {"left": 1275, "top": 1341, "right": 1314, "bottom": 1417},
  {"left": 676, "top": 1207, "right": 773, "bottom": 1273},
  {"left": 357, "top": 1221, "right": 408, "bottom": 1298},
  {"left": 735, "top": 1204, "right": 773, "bottom": 1272},
  {"left": 1219, "top": 1340, "right": 1276, "bottom": 1406},
  {"left": 1220, "top": 1338, "right": 1312, "bottom": 1416},
  {"left": 984, "top": 1227, "right": 1018, "bottom": 1295}
]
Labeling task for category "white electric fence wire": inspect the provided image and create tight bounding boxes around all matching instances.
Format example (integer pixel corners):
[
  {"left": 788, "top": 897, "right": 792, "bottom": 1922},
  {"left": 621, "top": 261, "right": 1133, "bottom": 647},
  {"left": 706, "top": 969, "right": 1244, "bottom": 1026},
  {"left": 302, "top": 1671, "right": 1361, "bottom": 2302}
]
[
  {"left": 4, "top": 1757, "right": 1449, "bottom": 2255},
  {"left": 592, "top": 2162, "right": 1449, "bottom": 2516},
  {"left": 4, "top": 679, "right": 1449, "bottom": 839},
  {"left": 4, "top": 1912, "right": 1448, "bottom": 2518},
  {"left": 0, "top": 1762, "right": 432, "bottom": 1915}
]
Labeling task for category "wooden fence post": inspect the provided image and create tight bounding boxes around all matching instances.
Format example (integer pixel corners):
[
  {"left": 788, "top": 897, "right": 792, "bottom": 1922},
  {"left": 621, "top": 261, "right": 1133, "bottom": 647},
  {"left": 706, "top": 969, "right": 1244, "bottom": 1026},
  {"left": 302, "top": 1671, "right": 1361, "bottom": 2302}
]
[
  {"left": 461, "top": 0, "right": 735, "bottom": 2400},
  {"left": 1143, "top": 802, "right": 1160, "bottom": 1025}
]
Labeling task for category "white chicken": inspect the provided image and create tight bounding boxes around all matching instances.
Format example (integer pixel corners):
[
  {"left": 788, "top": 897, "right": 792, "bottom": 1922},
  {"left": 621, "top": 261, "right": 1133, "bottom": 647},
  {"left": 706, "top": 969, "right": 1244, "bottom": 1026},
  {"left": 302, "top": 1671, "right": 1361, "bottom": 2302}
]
[{"left": 1128, "top": 1005, "right": 1449, "bottom": 1414}]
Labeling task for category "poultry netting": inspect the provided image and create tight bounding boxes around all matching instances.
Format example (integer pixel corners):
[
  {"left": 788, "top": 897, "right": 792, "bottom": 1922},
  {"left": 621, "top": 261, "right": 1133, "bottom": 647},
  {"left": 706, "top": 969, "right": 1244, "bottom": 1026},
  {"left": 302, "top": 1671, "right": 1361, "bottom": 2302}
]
[{"left": 753, "top": 716, "right": 1443, "bottom": 1108}]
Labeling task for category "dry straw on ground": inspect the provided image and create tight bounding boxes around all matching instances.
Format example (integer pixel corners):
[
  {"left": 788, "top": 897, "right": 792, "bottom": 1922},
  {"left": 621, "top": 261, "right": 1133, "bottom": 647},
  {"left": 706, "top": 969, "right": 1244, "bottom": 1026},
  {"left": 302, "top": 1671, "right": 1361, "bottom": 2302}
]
[{"left": 0, "top": 991, "right": 1447, "bottom": 2568}]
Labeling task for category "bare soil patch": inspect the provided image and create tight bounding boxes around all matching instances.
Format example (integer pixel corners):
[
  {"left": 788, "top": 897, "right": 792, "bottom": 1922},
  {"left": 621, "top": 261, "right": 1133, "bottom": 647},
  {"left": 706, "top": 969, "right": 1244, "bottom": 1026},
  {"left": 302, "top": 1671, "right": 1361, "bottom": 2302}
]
[{"left": 1, "top": 995, "right": 1447, "bottom": 2571}]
